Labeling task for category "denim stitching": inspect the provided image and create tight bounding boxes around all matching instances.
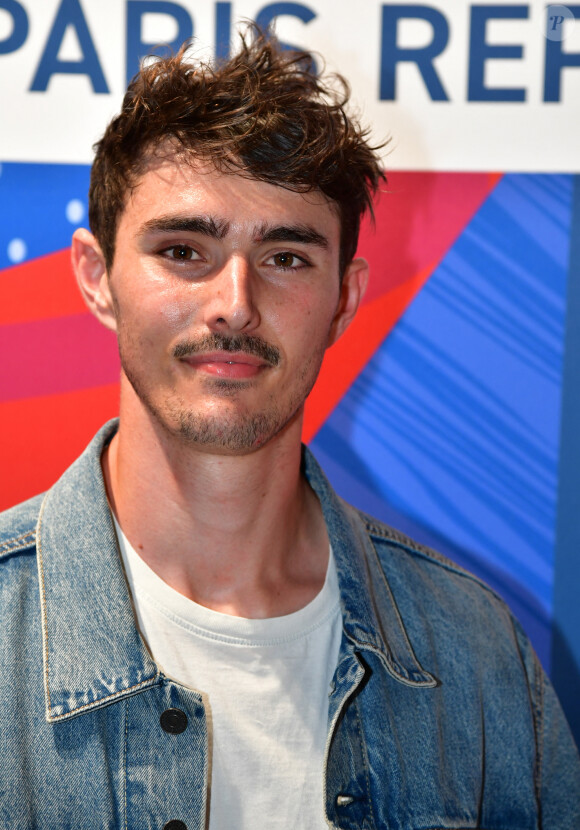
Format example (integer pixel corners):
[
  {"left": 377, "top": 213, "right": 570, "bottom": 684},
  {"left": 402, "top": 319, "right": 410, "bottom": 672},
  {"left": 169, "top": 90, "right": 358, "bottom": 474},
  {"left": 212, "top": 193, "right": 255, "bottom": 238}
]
[
  {"left": 36, "top": 497, "right": 53, "bottom": 716},
  {"left": 0, "top": 529, "right": 36, "bottom": 555},
  {"left": 46, "top": 676, "right": 159, "bottom": 721},
  {"left": 347, "top": 639, "right": 436, "bottom": 688},
  {"left": 123, "top": 697, "right": 128, "bottom": 830}
]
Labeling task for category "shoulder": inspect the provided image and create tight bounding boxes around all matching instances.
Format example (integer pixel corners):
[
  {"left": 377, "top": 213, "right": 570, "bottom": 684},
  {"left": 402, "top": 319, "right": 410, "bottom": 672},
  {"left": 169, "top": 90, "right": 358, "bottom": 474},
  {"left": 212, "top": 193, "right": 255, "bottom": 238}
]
[
  {"left": 351, "top": 504, "right": 541, "bottom": 699},
  {"left": 0, "top": 493, "right": 43, "bottom": 561},
  {"left": 353, "top": 504, "right": 517, "bottom": 632},
  {"left": 360, "top": 507, "right": 498, "bottom": 591}
]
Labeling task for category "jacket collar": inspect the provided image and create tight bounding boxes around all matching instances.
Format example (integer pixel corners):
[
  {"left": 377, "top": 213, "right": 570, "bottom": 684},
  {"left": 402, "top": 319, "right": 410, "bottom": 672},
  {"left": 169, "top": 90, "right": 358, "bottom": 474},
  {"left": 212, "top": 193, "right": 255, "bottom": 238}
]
[
  {"left": 303, "top": 448, "right": 436, "bottom": 689},
  {"left": 37, "top": 420, "right": 159, "bottom": 722},
  {"left": 38, "top": 421, "right": 433, "bottom": 722}
]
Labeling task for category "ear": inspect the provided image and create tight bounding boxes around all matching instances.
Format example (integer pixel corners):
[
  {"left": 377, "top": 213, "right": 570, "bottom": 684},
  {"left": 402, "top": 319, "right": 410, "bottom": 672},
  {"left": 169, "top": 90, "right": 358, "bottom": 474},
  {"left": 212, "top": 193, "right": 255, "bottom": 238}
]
[
  {"left": 71, "top": 228, "right": 117, "bottom": 332},
  {"left": 327, "top": 257, "right": 369, "bottom": 348}
]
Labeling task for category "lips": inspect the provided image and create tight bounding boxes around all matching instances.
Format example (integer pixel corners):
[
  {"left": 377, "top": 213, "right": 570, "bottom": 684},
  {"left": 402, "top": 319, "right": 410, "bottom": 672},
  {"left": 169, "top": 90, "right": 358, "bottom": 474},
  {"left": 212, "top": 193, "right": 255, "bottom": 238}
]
[{"left": 181, "top": 351, "right": 270, "bottom": 379}]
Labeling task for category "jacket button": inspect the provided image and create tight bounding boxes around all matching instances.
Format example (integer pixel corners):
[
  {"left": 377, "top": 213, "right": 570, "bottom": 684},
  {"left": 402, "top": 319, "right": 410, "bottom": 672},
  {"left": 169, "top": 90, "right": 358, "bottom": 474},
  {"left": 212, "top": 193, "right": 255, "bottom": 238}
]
[
  {"left": 163, "top": 822, "right": 187, "bottom": 830},
  {"left": 160, "top": 708, "right": 188, "bottom": 734},
  {"left": 336, "top": 794, "right": 354, "bottom": 807}
]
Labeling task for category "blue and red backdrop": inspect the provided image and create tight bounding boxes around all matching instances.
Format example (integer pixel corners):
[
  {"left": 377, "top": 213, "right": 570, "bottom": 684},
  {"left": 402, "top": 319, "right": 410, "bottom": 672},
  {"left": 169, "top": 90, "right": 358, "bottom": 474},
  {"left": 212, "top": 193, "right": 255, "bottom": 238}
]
[{"left": 1, "top": 0, "right": 579, "bottom": 743}]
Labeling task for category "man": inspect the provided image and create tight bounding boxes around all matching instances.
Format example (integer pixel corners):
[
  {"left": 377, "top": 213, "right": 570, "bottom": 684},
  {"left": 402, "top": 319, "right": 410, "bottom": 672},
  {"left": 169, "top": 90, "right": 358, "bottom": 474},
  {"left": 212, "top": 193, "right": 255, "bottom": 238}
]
[{"left": 0, "top": 30, "right": 578, "bottom": 830}]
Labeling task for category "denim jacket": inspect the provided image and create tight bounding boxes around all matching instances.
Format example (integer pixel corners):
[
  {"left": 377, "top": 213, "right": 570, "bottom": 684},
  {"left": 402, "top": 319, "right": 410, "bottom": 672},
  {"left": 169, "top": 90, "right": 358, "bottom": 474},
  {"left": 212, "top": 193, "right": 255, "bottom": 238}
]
[{"left": 0, "top": 420, "right": 578, "bottom": 830}]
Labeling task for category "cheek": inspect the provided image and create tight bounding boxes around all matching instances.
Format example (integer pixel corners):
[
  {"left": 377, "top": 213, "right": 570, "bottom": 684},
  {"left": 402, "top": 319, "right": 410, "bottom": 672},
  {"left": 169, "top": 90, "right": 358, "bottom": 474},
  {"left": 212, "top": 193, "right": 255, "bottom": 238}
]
[
  {"left": 289, "top": 289, "right": 339, "bottom": 344},
  {"left": 268, "top": 282, "right": 338, "bottom": 329},
  {"left": 156, "top": 287, "right": 197, "bottom": 329},
  {"left": 128, "top": 283, "right": 201, "bottom": 337},
  {"left": 112, "top": 251, "right": 200, "bottom": 332}
]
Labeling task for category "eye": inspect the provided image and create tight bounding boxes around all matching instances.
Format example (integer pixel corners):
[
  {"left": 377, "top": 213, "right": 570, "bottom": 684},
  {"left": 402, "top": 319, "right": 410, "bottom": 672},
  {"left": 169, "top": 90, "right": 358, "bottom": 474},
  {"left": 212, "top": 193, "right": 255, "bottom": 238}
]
[
  {"left": 161, "top": 245, "right": 199, "bottom": 261},
  {"left": 267, "top": 252, "right": 307, "bottom": 270}
]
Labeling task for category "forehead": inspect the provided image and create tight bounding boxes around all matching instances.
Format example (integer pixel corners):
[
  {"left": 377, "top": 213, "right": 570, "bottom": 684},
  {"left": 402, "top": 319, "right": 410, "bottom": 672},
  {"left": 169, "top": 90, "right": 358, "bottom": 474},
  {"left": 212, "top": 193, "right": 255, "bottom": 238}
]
[{"left": 119, "top": 153, "right": 341, "bottom": 243}]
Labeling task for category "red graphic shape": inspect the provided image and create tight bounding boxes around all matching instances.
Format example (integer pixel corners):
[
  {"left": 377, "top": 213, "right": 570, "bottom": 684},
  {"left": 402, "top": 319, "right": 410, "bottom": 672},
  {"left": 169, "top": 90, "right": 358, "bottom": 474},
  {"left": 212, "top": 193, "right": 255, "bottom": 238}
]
[
  {"left": 0, "top": 313, "right": 120, "bottom": 403},
  {"left": 0, "top": 384, "right": 119, "bottom": 511},
  {"left": 0, "top": 249, "right": 84, "bottom": 325},
  {"left": 303, "top": 171, "right": 502, "bottom": 441}
]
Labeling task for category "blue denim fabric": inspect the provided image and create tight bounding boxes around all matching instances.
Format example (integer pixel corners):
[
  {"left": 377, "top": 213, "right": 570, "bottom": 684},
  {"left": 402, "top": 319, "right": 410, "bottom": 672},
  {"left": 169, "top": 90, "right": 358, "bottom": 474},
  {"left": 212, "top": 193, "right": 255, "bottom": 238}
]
[{"left": 0, "top": 419, "right": 578, "bottom": 829}]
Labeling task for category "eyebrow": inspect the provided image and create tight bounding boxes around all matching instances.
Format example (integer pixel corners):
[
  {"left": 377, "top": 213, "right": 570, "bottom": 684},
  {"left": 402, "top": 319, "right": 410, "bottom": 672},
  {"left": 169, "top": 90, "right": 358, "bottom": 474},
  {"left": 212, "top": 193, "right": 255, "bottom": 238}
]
[
  {"left": 255, "top": 223, "right": 329, "bottom": 249},
  {"left": 140, "top": 215, "right": 230, "bottom": 239}
]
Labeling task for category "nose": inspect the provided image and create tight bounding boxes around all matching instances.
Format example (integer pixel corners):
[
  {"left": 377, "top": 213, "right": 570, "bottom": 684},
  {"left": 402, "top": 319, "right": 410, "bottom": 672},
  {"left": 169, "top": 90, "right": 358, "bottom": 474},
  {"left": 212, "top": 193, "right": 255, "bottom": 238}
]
[{"left": 203, "top": 255, "right": 261, "bottom": 333}]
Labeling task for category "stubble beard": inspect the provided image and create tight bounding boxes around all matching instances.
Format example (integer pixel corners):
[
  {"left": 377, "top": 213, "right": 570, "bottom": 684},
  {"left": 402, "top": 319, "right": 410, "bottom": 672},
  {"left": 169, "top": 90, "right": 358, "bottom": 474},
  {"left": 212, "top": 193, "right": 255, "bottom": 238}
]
[
  {"left": 117, "top": 332, "right": 326, "bottom": 454},
  {"left": 169, "top": 393, "right": 286, "bottom": 451}
]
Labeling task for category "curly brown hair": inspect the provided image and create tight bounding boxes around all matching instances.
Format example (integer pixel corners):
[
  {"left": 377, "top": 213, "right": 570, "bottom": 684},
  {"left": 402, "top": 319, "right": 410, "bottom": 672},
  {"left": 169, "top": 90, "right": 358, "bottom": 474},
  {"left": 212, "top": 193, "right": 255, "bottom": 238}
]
[{"left": 88, "top": 28, "right": 386, "bottom": 275}]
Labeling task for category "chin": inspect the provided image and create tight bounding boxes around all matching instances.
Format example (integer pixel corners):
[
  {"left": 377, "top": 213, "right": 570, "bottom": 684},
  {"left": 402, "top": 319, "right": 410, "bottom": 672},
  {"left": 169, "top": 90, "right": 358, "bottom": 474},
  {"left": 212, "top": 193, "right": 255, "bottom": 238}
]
[
  {"left": 143, "top": 391, "right": 295, "bottom": 453},
  {"left": 121, "top": 362, "right": 311, "bottom": 455},
  {"left": 175, "top": 411, "right": 279, "bottom": 452}
]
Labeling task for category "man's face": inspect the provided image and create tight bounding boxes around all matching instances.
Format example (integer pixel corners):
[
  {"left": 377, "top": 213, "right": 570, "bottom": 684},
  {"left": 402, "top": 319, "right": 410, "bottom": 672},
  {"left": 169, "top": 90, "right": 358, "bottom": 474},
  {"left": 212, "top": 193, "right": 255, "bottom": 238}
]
[{"left": 75, "top": 153, "right": 367, "bottom": 454}]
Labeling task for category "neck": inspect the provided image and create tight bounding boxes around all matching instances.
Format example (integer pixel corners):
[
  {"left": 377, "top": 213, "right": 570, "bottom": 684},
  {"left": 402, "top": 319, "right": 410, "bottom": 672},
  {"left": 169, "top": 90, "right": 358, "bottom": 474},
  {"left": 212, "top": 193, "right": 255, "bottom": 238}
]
[{"left": 103, "top": 395, "right": 328, "bottom": 618}]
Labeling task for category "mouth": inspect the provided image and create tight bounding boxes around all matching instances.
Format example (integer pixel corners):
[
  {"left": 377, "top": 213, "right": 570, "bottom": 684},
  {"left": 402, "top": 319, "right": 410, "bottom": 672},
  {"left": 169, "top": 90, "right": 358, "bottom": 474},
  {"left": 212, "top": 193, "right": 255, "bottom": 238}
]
[
  {"left": 180, "top": 351, "right": 271, "bottom": 379},
  {"left": 173, "top": 334, "right": 280, "bottom": 380}
]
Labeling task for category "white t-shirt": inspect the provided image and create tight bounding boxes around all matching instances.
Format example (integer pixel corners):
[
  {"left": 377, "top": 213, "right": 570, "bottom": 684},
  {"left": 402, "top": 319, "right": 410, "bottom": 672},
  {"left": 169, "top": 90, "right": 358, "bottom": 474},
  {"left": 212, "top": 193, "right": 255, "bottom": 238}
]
[{"left": 115, "top": 520, "right": 342, "bottom": 830}]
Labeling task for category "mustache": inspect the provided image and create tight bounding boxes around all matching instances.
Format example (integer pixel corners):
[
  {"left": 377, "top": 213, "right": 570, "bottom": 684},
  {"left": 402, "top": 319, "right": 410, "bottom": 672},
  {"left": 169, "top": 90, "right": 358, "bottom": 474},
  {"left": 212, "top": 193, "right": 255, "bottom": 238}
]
[{"left": 173, "top": 334, "right": 280, "bottom": 367}]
